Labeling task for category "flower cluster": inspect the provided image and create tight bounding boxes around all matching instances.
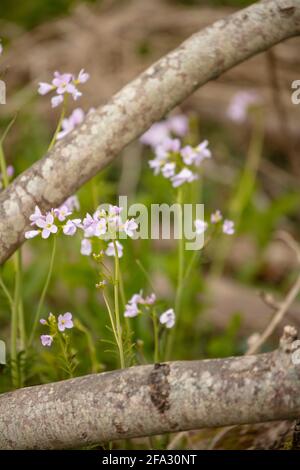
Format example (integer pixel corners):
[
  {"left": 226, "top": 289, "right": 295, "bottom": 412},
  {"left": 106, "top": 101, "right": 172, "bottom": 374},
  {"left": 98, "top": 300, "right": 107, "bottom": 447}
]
[
  {"left": 25, "top": 196, "right": 81, "bottom": 240},
  {"left": 38, "top": 69, "right": 90, "bottom": 108},
  {"left": 80, "top": 205, "right": 138, "bottom": 258},
  {"left": 40, "top": 312, "right": 74, "bottom": 347},
  {"left": 194, "top": 210, "right": 235, "bottom": 236},
  {"left": 25, "top": 202, "right": 138, "bottom": 259},
  {"left": 227, "top": 90, "right": 261, "bottom": 123},
  {"left": 124, "top": 291, "right": 176, "bottom": 329},
  {"left": 141, "top": 116, "right": 211, "bottom": 188}
]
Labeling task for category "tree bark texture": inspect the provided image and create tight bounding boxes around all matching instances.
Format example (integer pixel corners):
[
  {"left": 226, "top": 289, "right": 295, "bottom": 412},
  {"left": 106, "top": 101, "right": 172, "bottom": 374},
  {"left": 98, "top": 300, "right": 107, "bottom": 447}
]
[
  {"left": 1, "top": 327, "right": 300, "bottom": 449},
  {"left": 0, "top": 0, "right": 299, "bottom": 263}
]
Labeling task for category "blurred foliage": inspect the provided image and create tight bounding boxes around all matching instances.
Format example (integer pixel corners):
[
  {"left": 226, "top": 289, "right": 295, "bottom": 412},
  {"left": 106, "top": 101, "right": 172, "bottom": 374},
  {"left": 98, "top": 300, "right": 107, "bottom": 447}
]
[
  {"left": 0, "top": 0, "right": 98, "bottom": 29},
  {"left": 1, "top": 0, "right": 256, "bottom": 30}
]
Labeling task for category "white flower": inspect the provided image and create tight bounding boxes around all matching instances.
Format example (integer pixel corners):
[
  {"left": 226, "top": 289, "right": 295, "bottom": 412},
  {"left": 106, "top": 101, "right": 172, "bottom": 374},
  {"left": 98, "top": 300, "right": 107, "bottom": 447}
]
[
  {"left": 105, "top": 241, "right": 123, "bottom": 258},
  {"left": 194, "top": 219, "right": 208, "bottom": 234},
  {"left": 222, "top": 219, "right": 235, "bottom": 235},
  {"left": 80, "top": 238, "right": 92, "bottom": 256},
  {"left": 227, "top": 90, "right": 260, "bottom": 123},
  {"left": 29, "top": 206, "right": 44, "bottom": 225},
  {"left": 124, "top": 302, "right": 139, "bottom": 318},
  {"left": 159, "top": 308, "right": 176, "bottom": 328},
  {"left": 54, "top": 204, "right": 72, "bottom": 222},
  {"left": 167, "top": 115, "right": 188, "bottom": 137},
  {"left": 171, "top": 168, "right": 198, "bottom": 188},
  {"left": 25, "top": 230, "right": 40, "bottom": 239},
  {"left": 161, "top": 162, "right": 176, "bottom": 178},
  {"left": 211, "top": 210, "right": 222, "bottom": 224},
  {"left": 35, "top": 213, "right": 58, "bottom": 239},
  {"left": 124, "top": 218, "right": 138, "bottom": 238},
  {"left": 63, "top": 219, "right": 81, "bottom": 236}
]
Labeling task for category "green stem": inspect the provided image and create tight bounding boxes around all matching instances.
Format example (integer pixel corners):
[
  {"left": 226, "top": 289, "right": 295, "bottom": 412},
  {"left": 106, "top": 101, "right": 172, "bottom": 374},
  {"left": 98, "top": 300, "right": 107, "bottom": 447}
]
[
  {"left": 0, "top": 273, "right": 13, "bottom": 309},
  {"left": 57, "top": 333, "right": 74, "bottom": 378},
  {"left": 102, "top": 291, "right": 119, "bottom": 344},
  {"left": 14, "top": 250, "right": 25, "bottom": 351},
  {"left": 10, "top": 252, "right": 22, "bottom": 387},
  {"left": 152, "top": 311, "right": 159, "bottom": 363},
  {"left": 48, "top": 97, "right": 66, "bottom": 152},
  {"left": 75, "top": 319, "right": 99, "bottom": 374},
  {"left": 165, "top": 188, "right": 185, "bottom": 360},
  {"left": 28, "top": 236, "right": 57, "bottom": 347},
  {"left": 0, "top": 139, "right": 25, "bottom": 386},
  {"left": 113, "top": 240, "right": 125, "bottom": 369}
]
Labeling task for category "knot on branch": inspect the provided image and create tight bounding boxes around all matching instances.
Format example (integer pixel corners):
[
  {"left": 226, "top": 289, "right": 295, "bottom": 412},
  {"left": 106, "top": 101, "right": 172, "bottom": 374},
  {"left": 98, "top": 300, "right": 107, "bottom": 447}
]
[{"left": 279, "top": 325, "right": 298, "bottom": 353}]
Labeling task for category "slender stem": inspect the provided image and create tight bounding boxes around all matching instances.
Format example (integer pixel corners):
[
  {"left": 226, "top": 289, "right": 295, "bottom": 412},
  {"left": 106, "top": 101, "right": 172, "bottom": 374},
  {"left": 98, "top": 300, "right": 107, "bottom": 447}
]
[
  {"left": 152, "top": 311, "right": 159, "bottom": 363},
  {"left": 10, "top": 252, "right": 22, "bottom": 387},
  {"left": 0, "top": 273, "right": 13, "bottom": 309},
  {"left": 14, "top": 250, "right": 26, "bottom": 351},
  {"left": 28, "top": 236, "right": 57, "bottom": 347},
  {"left": 75, "top": 319, "right": 99, "bottom": 374},
  {"left": 175, "top": 187, "right": 185, "bottom": 315},
  {"left": 165, "top": 188, "right": 185, "bottom": 360},
  {"left": 135, "top": 259, "right": 156, "bottom": 292},
  {"left": 48, "top": 98, "right": 67, "bottom": 152},
  {"left": 0, "top": 139, "right": 25, "bottom": 385},
  {"left": 113, "top": 240, "right": 125, "bottom": 369},
  {"left": 57, "top": 333, "right": 74, "bottom": 378},
  {"left": 102, "top": 291, "right": 118, "bottom": 344}
]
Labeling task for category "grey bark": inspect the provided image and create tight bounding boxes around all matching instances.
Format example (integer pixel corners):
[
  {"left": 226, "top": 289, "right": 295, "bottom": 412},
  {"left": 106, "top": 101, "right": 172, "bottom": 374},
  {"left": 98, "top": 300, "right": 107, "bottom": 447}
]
[
  {"left": 0, "top": 326, "right": 300, "bottom": 449},
  {"left": 0, "top": 0, "right": 299, "bottom": 264}
]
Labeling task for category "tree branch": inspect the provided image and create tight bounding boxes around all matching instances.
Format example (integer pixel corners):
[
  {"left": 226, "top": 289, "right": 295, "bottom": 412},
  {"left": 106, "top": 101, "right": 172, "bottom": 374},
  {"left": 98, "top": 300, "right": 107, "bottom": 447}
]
[
  {"left": 1, "top": 326, "right": 300, "bottom": 449},
  {"left": 0, "top": 0, "right": 299, "bottom": 264}
]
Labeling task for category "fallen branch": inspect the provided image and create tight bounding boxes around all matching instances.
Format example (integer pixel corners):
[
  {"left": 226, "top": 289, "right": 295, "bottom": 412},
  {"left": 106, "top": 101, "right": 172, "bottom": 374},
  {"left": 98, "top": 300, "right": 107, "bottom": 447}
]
[
  {"left": 0, "top": 0, "right": 299, "bottom": 263},
  {"left": 0, "top": 326, "right": 300, "bottom": 449}
]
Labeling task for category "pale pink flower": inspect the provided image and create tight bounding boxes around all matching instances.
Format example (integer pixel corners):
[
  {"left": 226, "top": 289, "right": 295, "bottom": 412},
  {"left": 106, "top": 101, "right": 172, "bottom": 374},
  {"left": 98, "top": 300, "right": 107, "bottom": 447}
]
[
  {"left": 167, "top": 115, "right": 188, "bottom": 137},
  {"left": 124, "top": 218, "right": 138, "bottom": 238},
  {"left": 222, "top": 219, "right": 235, "bottom": 235},
  {"left": 227, "top": 90, "right": 260, "bottom": 123},
  {"left": 64, "top": 195, "right": 80, "bottom": 212},
  {"left": 77, "top": 69, "right": 90, "bottom": 84},
  {"left": 63, "top": 219, "right": 81, "bottom": 236},
  {"left": 105, "top": 241, "right": 123, "bottom": 258},
  {"left": 81, "top": 238, "right": 92, "bottom": 256},
  {"left": 6, "top": 166, "right": 14, "bottom": 178},
  {"left": 40, "top": 335, "right": 53, "bottom": 347},
  {"left": 57, "top": 108, "right": 85, "bottom": 140},
  {"left": 35, "top": 212, "right": 58, "bottom": 239},
  {"left": 54, "top": 205, "right": 72, "bottom": 222},
  {"left": 171, "top": 168, "right": 198, "bottom": 188},
  {"left": 161, "top": 162, "right": 176, "bottom": 178},
  {"left": 51, "top": 95, "right": 64, "bottom": 108},
  {"left": 29, "top": 206, "right": 44, "bottom": 225},
  {"left": 124, "top": 302, "right": 139, "bottom": 318},
  {"left": 38, "top": 82, "right": 53, "bottom": 95},
  {"left": 40, "top": 318, "right": 47, "bottom": 325},
  {"left": 52, "top": 72, "right": 74, "bottom": 94},
  {"left": 144, "top": 293, "right": 156, "bottom": 305},
  {"left": 211, "top": 210, "right": 222, "bottom": 224},
  {"left": 159, "top": 308, "right": 175, "bottom": 328},
  {"left": 25, "top": 230, "right": 40, "bottom": 239},
  {"left": 194, "top": 219, "right": 208, "bottom": 234},
  {"left": 58, "top": 312, "right": 74, "bottom": 332},
  {"left": 140, "top": 122, "right": 170, "bottom": 148}
]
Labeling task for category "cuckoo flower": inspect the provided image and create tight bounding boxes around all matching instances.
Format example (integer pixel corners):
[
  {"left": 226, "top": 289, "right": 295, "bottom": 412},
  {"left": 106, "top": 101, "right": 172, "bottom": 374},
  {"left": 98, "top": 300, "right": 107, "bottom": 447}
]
[
  {"left": 159, "top": 308, "right": 176, "bottom": 328},
  {"left": 38, "top": 69, "right": 90, "bottom": 108},
  {"left": 40, "top": 335, "right": 53, "bottom": 347},
  {"left": 58, "top": 312, "right": 74, "bottom": 332},
  {"left": 57, "top": 108, "right": 85, "bottom": 140}
]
